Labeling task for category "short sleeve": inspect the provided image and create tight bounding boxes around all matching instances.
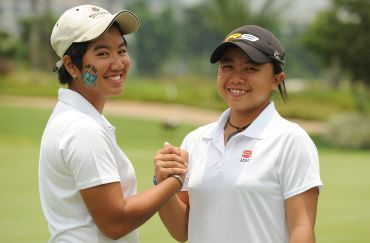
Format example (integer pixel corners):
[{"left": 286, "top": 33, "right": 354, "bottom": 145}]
[
  {"left": 58, "top": 117, "right": 120, "bottom": 189},
  {"left": 278, "top": 129, "right": 323, "bottom": 199}
]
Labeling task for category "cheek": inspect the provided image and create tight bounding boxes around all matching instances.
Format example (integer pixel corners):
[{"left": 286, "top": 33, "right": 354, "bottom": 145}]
[
  {"left": 123, "top": 56, "right": 132, "bottom": 70},
  {"left": 216, "top": 75, "right": 225, "bottom": 90},
  {"left": 81, "top": 64, "right": 98, "bottom": 87}
]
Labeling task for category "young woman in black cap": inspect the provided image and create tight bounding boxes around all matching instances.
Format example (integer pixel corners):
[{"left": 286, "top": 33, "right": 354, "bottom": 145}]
[{"left": 154, "top": 25, "right": 322, "bottom": 243}]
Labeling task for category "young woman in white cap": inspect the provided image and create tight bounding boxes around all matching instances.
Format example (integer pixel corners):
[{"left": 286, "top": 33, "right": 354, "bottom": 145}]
[
  {"left": 154, "top": 25, "right": 323, "bottom": 243},
  {"left": 38, "top": 5, "right": 187, "bottom": 242}
]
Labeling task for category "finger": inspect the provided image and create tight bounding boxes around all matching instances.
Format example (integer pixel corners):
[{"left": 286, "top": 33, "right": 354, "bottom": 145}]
[
  {"left": 162, "top": 167, "right": 186, "bottom": 176},
  {"left": 157, "top": 160, "right": 187, "bottom": 170},
  {"left": 155, "top": 167, "right": 187, "bottom": 182},
  {"left": 159, "top": 145, "right": 181, "bottom": 156},
  {"left": 180, "top": 149, "right": 189, "bottom": 167},
  {"left": 155, "top": 153, "right": 184, "bottom": 163}
]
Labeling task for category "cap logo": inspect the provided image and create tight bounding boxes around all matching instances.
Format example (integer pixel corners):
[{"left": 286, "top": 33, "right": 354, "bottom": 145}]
[
  {"left": 225, "top": 33, "right": 259, "bottom": 42},
  {"left": 89, "top": 7, "right": 109, "bottom": 18}
]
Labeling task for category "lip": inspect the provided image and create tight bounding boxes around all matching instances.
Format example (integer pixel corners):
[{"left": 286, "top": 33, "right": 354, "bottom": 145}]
[
  {"left": 105, "top": 74, "right": 123, "bottom": 85},
  {"left": 227, "top": 87, "right": 249, "bottom": 96}
]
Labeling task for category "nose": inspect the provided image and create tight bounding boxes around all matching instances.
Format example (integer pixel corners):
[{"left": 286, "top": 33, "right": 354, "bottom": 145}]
[
  {"left": 110, "top": 55, "right": 126, "bottom": 71},
  {"left": 229, "top": 71, "right": 245, "bottom": 84}
]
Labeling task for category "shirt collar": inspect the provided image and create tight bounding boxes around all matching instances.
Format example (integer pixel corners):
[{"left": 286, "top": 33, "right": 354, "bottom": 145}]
[
  {"left": 202, "top": 102, "right": 280, "bottom": 140},
  {"left": 242, "top": 102, "right": 279, "bottom": 139},
  {"left": 57, "top": 88, "right": 114, "bottom": 129}
]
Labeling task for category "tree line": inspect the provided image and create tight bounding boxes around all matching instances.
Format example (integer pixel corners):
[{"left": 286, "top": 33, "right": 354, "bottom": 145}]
[{"left": 1, "top": 0, "right": 370, "bottom": 93}]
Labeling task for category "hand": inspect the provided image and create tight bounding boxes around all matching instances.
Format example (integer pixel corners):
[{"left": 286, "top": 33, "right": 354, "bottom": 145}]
[{"left": 154, "top": 142, "right": 188, "bottom": 183}]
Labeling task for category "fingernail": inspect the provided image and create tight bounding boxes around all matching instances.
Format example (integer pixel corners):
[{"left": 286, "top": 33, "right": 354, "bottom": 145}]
[{"left": 164, "top": 141, "right": 171, "bottom": 146}]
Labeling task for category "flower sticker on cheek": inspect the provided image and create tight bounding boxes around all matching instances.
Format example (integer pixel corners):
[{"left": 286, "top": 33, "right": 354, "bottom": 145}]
[{"left": 82, "top": 64, "right": 97, "bottom": 86}]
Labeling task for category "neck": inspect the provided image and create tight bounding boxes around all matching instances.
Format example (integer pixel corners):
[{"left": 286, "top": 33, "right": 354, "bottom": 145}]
[
  {"left": 68, "top": 86, "right": 105, "bottom": 113},
  {"left": 227, "top": 117, "right": 250, "bottom": 132},
  {"left": 223, "top": 116, "right": 251, "bottom": 144}
]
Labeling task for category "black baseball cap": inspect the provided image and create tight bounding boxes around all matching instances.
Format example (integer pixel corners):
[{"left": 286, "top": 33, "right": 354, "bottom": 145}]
[{"left": 210, "top": 25, "right": 285, "bottom": 67}]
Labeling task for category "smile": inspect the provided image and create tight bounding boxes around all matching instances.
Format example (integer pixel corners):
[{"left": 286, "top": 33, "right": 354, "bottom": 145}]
[
  {"left": 106, "top": 75, "right": 121, "bottom": 81},
  {"left": 228, "top": 88, "right": 247, "bottom": 95}
]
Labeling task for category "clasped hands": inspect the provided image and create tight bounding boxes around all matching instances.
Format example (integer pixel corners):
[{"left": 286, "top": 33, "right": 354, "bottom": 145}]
[{"left": 154, "top": 142, "right": 188, "bottom": 186}]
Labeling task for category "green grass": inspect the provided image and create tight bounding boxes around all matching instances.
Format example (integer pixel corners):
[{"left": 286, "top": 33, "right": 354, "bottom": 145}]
[
  {"left": 317, "top": 149, "right": 370, "bottom": 242},
  {"left": 0, "top": 105, "right": 369, "bottom": 243}
]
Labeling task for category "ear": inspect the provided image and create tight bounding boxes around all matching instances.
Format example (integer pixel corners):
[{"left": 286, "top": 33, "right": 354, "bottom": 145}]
[
  {"left": 63, "top": 55, "right": 79, "bottom": 78},
  {"left": 273, "top": 72, "right": 285, "bottom": 89}
]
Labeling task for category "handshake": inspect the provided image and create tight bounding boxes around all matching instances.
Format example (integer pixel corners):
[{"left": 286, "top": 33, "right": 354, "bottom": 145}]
[{"left": 153, "top": 142, "right": 188, "bottom": 189}]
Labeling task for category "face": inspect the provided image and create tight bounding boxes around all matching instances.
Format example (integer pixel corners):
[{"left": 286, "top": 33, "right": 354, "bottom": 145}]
[
  {"left": 217, "top": 46, "right": 284, "bottom": 116},
  {"left": 72, "top": 26, "right": 131, "bottom": 99}
]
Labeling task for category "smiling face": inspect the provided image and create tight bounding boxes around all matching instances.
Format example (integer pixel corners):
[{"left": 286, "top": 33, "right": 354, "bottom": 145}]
[
  {"left": 217, "top": 46, "right": 284, "bottom": 119},
  {"left": 65, "top": 25, "right": 131, "bottom": 111},
  {"left": 82, "top": 25, "right": 130, "bottom": 96}
]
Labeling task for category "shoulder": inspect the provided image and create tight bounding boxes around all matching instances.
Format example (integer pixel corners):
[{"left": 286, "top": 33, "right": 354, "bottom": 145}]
[
  {"left": 181, "top": 122, "right": 217, "bottom": 148},
  {"left": 268, "top": 114, "right": 313, "bottom": 141},
  {"left": 272, "top": 118, "right": 319, "bottom": 161},
  {"left": 46, "top": 110, "right": 107, "bottom": 145},
  {"left": 282, "top": 118, "right": 314, "bottom": 145},
  {"left": 185, "top": 122, "right": 217, "bottom": 140}
]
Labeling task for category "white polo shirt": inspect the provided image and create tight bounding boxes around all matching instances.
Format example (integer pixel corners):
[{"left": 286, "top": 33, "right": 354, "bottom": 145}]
[
  {"left": 39, "top": 88, "right": 139, "bottom": 243},
  {"left": 181, "top": 102, "right": 322, "bottom": 243}
]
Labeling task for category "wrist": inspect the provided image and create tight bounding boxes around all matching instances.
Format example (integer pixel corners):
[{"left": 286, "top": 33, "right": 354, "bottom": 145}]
[
  {"left": 153, "top": 174, "right": 184, "bottom": 189},
  {"left": 170, "top": 174, "right": 184, "bottom": 189}
]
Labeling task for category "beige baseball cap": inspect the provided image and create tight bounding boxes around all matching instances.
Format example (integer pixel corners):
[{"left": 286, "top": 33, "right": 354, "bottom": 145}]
[{"left": 51, "top": 5, "right": 139, "bottom": 69}]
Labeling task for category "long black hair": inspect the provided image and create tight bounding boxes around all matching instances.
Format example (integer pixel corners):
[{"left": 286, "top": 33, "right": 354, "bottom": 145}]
[{"left": 273, "top": 63, "right": 287, "bottom": 101}]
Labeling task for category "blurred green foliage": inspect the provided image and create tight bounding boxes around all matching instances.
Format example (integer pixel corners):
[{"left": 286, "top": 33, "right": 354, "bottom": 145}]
[
  {"left": 324, "top": 112, "right": 370, "bottom": 149},
  {"left": 0, "top": 0, "right": 324, "bottom": 79},
  {"left": 1, "top": 65, "right": 368, "bottom": 122},
  {"left": 302, "top": 0, "right": 370, "bottom": 111}
]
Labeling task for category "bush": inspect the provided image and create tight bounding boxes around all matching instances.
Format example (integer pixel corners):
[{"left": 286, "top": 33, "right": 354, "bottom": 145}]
[
  {"left": 324, "top": 112, "right": 370, "bottom": 149},
  {"left": 0, "top": 57, "right": 13, "bottom": 75}
]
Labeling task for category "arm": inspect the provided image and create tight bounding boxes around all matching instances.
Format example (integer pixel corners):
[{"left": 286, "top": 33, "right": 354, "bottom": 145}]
[
  {"left": 154, "top": 143, "right": 190, "bottom": 242},
  {"left": 158, "top": 191, "right": 189, "bottom": 242},
  {"left": 285, "top": 187, "right": 319, "bottom": 243},
  {"left": 80, "top": 145, "right": 187, "bottom": 240}
]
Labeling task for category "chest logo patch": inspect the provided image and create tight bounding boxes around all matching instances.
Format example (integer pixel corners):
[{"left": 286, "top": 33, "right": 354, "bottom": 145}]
[{"left": 240, "top": 149, "right": 252, "bottom": 162}]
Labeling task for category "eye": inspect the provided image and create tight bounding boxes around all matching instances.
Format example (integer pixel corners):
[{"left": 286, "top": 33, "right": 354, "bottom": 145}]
[
  {"left": 97, "top": 51, "right": 109, "bottom": 57},
  {"left": 118, "top": 47, "right": 128, "bottom": 55},
  {"left": 221, "top": 64, "right": 233, "bottom": 71},
  {"left": 245, "top": 66, "right": 258, "bottom": 72}
]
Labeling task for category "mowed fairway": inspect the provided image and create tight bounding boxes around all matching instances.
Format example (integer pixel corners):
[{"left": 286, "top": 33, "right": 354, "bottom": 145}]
[{"left": 0, "top": 105, "right": 369, "bottom": 243}]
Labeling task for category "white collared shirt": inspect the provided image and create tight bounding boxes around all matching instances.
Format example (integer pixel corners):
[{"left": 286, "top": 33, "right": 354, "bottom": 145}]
[
  {"left": 39, "top": 88, "right": 139, "bottom": 243},
  {"left": 181, "top": 102, "right": 323, "bottom": 243}
]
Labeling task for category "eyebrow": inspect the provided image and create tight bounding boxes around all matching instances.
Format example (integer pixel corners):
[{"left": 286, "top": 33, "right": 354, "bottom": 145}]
[
  {"left": 92, "top": 42, "right": 126, "bottom": 52},
  {"left": 219, "top": 57, "right": 257, "bottom": 65}
]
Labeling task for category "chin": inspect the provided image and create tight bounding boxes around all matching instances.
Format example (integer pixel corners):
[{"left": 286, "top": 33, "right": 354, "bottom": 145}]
[{"left": 109, "top": 87, "right": 123, "bottom": 97}]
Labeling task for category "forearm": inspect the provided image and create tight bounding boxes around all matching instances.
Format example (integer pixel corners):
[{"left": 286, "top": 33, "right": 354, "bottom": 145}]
[
  {"left": 158, "top": 193, "right": 189, "bottom": 242},
  {"left": 289, "top": 226, "right": 315, "bottom": 243},
  {"left": 106, "top": 177, "right": 182, "bottom": 239},
  {"left": 286, "top": 188, "right": 319, "bottom": 243}
]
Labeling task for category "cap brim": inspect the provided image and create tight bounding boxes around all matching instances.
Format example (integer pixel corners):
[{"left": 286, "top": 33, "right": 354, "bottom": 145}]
[
  {"left": 113, "top": 10, "right": 140, "bottom": 34},
  {"left": 75, "top": 10, "right": 139, "bottom": 43},
  {"left": 210, "top": 41, "right": 270, "bottom": 64}
]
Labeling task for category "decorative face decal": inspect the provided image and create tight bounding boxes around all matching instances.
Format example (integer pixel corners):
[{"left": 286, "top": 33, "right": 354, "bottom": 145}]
[{"left": 82, "top": 64, "right": 97, "bottom": 86}]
